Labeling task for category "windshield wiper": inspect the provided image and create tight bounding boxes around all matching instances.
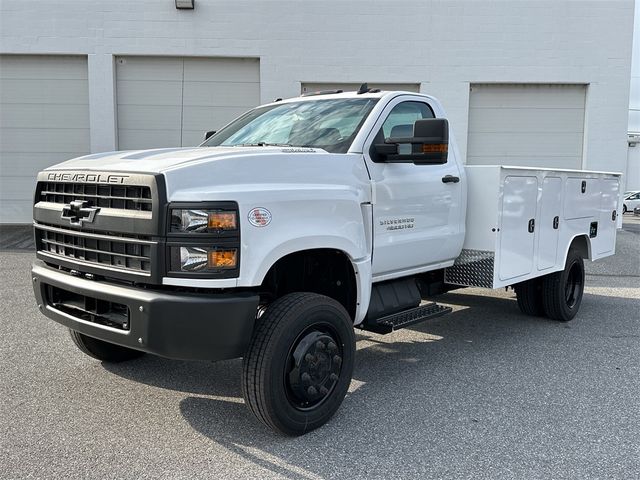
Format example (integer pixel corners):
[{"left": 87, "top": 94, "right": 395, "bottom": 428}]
[{"left": 235, "top": 142, "right": 292, "bottom": 147}]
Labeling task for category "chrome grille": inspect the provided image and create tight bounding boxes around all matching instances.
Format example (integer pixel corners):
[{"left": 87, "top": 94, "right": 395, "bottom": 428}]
[
  {"left": 39, "top": 182, "right": 152, "bottom": 211},
  {"left": 36, "top": 224, "right": 153, "bottom": 276}
]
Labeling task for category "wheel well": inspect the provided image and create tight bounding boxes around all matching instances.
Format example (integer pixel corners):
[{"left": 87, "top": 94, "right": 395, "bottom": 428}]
[
  {"left": 260, "top": 249, "right": 357, "bottom": 320},
  {"left": 569, "top": 235, "right": 591, "bottom": 260}
]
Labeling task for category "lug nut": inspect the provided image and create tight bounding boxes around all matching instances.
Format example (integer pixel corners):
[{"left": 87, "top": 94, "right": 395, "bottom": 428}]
[
  {"left": 305, "top": 353, "right": 314, "bottom": 362},
  {"left": 327, "top": 342, "right": 337, "bottom": 352},
  {"left": 333, "top": 355, "right": 342, "bottom": 366},
  {"left": 329, "top": 373, "right": 339, "bottom": 382},
  {"left": 319, "top": 386, "right": 328, "bottom": 396},
  {"left": 301, "top": 372, "right": 311, "bottom": 384},
  {"left": 316, "top": 341, "right": 326, "bottom": 350},
  {"left": 307, "top": 386, "right": 317, "bottom": 396}
]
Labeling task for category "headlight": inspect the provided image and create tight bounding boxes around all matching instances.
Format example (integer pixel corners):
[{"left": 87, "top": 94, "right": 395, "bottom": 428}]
[
  {"left": 170, "top": 209, "right": 237, "bottom": 233},
  {"left": 174, "top": 246, "right": 238, "bottom": 272},
  {"left": 167, "top": 202, "right": 240, "bottom": 278}
]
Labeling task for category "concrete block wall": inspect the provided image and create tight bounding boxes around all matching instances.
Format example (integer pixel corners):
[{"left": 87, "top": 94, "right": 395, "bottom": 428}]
[{"left": 0, "top": 0, "right": 635, "bottom": 177}]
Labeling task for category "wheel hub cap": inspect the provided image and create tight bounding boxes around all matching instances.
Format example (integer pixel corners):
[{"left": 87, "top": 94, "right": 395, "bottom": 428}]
[{"left": 287, "top": 330, "right": 342, "bottom": 408}]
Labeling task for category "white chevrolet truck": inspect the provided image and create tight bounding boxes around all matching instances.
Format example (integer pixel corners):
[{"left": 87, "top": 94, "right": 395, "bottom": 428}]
[{"left": 31, "top": 87, "right": 621, "bottom": 435}]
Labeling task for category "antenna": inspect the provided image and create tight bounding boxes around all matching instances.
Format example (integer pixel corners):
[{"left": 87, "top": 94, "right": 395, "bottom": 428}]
[{"left": 357, "top": 83, "right": 369, "bottom": 94}]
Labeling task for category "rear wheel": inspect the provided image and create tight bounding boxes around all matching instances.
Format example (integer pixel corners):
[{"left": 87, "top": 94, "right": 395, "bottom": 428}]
[
  {"left": 69, "top": 330, "right": 145, "bottom": 362},
  {"left": 514, "top": 278, "right": 544, "bottom": 316},
  {"left": 541, "top": 248, "right": 585, "bottom": 321},
  {"left": 242, "top": 292, "right": 355, "bottom": 436},
  {"left": 623, "top": 204, "right": 627, "bottom": 214}
]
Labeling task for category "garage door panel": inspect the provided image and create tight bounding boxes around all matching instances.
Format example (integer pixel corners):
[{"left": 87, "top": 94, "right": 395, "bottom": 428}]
[
  {"left": 0, "top": 200, "right": 33, "bottom": 224},
  {"left": 470, "top": 85, "right": 586, "bottom": 109},
  {"left": 184, "top": 58, "right": 259, "bottom": 82},
  {"left": 116, "top": 56, "right": 259, "bottom": 150},
  {"left": 468, "top": 107, "right": 585, "bottom": 133},
  {"left": 467, "top": 84, "right": 585, "bottom": 170},
  {"left": 181, "top": 130, "right": 210, "bottom": 147},
  {"left": 0, "top": 104, "right": 89, "bottom": 129},
  {"left": 0, "top": 152, "right": 88, "bottom": 175},
  {"left": 0, "top": 55, "right": 88, "bottom": 80},
  {"left": 116, "top": 105, "right": 182, "bottom": 130},
  {"left": 181, "top": 106, "right": 252, "bottom": 130},
  {"left": 468, "top": 132, "right": 584, "bottom": 157},
  {"left": 115, "top": 57, "right": 183, "bottom": 80},
  {"left": 0, "top": 79, "right": 89, "bottom": 105},
  {"left": 0, "top": 54, "right": 90, "bottom": 224},
  {"left": 182, "top": 82, "right": 259, "bottom": 107},
  {"left": 118, "top": 129, "right": 182, "bottom": 151},
  {"left": 0, "top": 128, "right": 89, "bottom": 153},
  {"left": 116, "top": 80, "right": 182, "bottom": 106}
]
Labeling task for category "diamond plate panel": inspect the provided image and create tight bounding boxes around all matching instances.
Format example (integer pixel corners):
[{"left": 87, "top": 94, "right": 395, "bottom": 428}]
[{"left": 445, "top": 249, "right": 495, "bottom": 288}]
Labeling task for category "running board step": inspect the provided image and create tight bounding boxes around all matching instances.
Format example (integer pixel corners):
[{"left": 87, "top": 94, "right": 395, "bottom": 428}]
[{"left": 362, "top": 302, "right": 452, "bottom": 334}]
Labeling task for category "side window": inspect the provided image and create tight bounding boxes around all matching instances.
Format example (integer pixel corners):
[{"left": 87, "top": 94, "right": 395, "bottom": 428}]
[{"left": 380, "top": 101, "right": 434, "bottom": 139}]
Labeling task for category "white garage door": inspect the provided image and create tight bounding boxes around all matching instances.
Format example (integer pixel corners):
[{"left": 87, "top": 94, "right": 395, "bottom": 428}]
[
  {"left": 302, "top": 82, "right": 420, "bottom": 95},
  {"left": 467, "top": 84, "right": 586, "bottom": 169},
  {"left": 116, "top": 56, "right": 260, "bottom": 150},
  {"left": 0, "top": 55, "right": 89, "bottom": 223}
]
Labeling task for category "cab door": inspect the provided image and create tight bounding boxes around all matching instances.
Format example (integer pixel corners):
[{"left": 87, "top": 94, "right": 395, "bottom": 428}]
[{"left": 363, "top": 97, "right": 464, "bottom": 278}]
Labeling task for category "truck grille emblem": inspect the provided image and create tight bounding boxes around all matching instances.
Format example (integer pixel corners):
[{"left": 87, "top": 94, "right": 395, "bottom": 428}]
[{"left": 61, "top": 200, "right": 100, "bottom": 226}]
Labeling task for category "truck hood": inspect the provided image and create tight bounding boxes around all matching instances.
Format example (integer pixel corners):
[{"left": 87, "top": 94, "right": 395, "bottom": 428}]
[{"left": 45, "top": 146, "right": 318, "bottom": 173}]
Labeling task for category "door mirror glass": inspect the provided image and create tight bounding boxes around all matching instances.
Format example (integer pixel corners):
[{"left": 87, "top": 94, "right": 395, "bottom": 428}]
[{"left": 374, "top": 118, "right": 449, "bottom": 164}]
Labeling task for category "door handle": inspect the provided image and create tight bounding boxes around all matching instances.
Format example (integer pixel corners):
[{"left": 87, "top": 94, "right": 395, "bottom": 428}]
[{"left": 442, "top": 175, "right": 460, "bottom": 184}]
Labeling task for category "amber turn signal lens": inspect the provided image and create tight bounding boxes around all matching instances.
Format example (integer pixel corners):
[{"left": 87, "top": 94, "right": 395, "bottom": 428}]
[
  {"left": 421, "top": 143, "right": 448, "bottom": 153},
  {"left": 208, "top": 249, "right": 237, "bottom": 268},
  {"left": 208, "top": 212, "right": 237, "bottom": 230}
]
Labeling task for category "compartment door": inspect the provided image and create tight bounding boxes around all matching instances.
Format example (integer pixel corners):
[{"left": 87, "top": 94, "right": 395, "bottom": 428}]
[
  {"left": 537, "top": 177, "right": 562, "bottom": 271},
  {"left": 595, "top": 178, "right": 619, "bottom": 255},
  {"left": 498, "top": 176, "right": 538, "bottom": 281}
]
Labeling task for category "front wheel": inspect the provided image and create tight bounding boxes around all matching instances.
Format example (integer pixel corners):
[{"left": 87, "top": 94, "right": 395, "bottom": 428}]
[
  {"left": 242, "top": 292, "right": 355, "bottom": 436},
  {"left": 623, "top": 204, "right": 627, "bottom": 214},
  {"left": 541, "top": 248, "right": 585, "bottom": 321}
]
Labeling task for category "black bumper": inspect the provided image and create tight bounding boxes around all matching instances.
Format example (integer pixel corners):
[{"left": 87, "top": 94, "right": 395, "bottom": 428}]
[{"left": 32, "top": 260, "right": 259, "bottom": 361}]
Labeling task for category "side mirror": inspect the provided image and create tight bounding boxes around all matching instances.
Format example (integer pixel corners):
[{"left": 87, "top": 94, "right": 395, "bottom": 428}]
[
  {"left": 374, "top": 118, "right": 449, "bottom": 164},
  {"left": 204, "top": 130, "right": 216, "bottom": 140}
]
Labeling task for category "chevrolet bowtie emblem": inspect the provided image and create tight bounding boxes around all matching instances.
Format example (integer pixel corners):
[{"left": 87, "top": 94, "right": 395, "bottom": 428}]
[{"left": 61, "top": 200, "right": 100, "bottom": 226}]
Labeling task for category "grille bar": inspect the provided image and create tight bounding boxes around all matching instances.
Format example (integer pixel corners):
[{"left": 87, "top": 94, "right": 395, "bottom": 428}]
[
  {"left": 39, "top": 182, "right": 152, "bottom": 211},
  {"left": 40, "top": 238, "right": 149, "bottom": 261},
  {"left": 36, "top": 223, "right": 153, "bottom": 275},
  {"left": 35, "top": 223, "right": 154, "bottom": 245}
]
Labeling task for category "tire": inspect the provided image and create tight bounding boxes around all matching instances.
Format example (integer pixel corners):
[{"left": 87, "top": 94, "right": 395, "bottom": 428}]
[
  {"left": 623, "top": 204, "right": 627, "bottom": 214},
  {"left": 69, "top": 329, "right": 145, "bottom": 362},
  {"left": 242, "top": 292, "right": 355, "bottom": 436},
  {"left": 541, "top": 248, "right": 585, "bottom": 322},
  {"left": 514, "top": 278, "right": 544, "bottom": 316}
]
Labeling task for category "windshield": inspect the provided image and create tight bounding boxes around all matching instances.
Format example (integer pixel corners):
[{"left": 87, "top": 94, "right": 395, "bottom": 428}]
[{"left": 202, "top": 98, "right": 378, "bottom": 153}]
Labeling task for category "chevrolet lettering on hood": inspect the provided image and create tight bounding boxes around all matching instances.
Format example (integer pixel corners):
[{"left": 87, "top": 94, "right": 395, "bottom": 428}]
[{"left": 47, "top": 172, "right": 129, "bottom": 184}]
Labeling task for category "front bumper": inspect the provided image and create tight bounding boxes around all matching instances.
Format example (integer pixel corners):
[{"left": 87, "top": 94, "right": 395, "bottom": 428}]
[{"left": 32, "top": 260, "right": 259, "bottom": 361}]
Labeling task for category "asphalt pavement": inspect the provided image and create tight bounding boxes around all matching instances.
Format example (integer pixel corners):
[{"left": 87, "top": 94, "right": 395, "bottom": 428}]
[{"left": 1, "top": 221, "right": 638, "bottom": 479}]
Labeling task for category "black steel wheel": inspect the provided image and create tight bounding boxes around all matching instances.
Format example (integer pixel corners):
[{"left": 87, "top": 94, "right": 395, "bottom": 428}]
[
  {"left": 242, "top": 292, "right": 355, "bottom": 436},
  {"left": 69, "top": 329, "right": 145, "bottom": 362},
  {"left": 541, "top": 248, "right": 585, "bottom": 321},
  {"left": 514, "top": 278, "right": 544, "bottom": 316}
]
